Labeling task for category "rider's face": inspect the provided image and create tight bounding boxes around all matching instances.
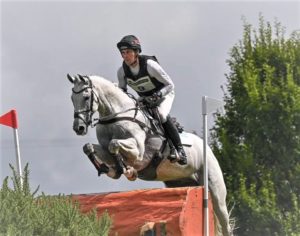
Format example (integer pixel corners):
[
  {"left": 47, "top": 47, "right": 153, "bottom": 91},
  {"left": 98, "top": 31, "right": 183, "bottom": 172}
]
[{"left": 121, "top": 49, "right": 137, "bottom": 66}]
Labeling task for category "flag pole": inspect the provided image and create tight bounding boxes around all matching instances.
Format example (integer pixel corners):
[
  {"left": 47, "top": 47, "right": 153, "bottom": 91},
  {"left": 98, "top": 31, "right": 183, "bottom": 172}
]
[
  {"left": 13, "top": 127, "right": 23, "bottom": 186},
  {"left": 0, "top": 109, "right": 23, "bottom": 186}
]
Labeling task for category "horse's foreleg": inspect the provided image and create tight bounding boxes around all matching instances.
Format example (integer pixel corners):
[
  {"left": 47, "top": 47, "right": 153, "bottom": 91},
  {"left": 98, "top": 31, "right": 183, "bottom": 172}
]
[{"left": 82, "top": 143, "right": 122, "bottom": 179}]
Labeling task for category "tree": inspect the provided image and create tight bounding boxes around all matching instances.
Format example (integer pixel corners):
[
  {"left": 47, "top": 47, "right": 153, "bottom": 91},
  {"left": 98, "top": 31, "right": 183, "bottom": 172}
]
[{"left": 211, "top": 15, "right": 300, "bottom": 236}]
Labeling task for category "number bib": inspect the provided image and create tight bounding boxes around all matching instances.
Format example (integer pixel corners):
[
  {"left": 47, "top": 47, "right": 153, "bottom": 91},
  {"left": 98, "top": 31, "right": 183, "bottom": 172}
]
[{"left": 127, "top": 76, "right": 156, "bottom": 93}]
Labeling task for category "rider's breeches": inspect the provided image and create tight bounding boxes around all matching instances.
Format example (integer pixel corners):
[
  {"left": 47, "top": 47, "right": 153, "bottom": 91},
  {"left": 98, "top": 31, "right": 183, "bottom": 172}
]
[
  {"left": 157, "top": 90, "right": 175, "bottom": 123},
  {"left": 158, "top": 90, "right": 183, "bottom": 148}
]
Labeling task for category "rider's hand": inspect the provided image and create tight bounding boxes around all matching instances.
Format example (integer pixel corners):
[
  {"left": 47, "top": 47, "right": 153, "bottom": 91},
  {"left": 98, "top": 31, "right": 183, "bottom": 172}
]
[
  {"left": 145, "top": 95, "right": 158, "bottom": 104},
  {"left": 144, "top": 92, "right": 163, "bottom": 107},
  {"left": 149, "top": 91, "right": 162, "bottom": 102},
  {"left": 137, "top": 96, "right": 145, "bottom": 103},
  {"left": 153, "top": 91, "right": 162, "bottom": 99}
]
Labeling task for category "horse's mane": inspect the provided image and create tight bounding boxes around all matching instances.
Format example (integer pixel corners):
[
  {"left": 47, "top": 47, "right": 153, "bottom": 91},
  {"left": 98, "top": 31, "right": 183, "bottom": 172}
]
[
  {"left": 89, "top": 75, "right": 134, "bottom": 105},
  {"left": 89, "top": 75, "right": 122, "bottom": 93}
]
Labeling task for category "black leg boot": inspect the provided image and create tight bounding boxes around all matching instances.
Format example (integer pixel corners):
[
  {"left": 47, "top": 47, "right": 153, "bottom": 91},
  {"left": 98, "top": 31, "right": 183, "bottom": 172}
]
[{"left": 162, "top": 116, "right": 187, "bottom": 165}]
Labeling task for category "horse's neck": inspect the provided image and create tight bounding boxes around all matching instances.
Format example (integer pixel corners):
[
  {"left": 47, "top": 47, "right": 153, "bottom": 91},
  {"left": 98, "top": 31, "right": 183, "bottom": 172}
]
[{"left": 92, "top": 77, "right": 134, "bottom": 116}]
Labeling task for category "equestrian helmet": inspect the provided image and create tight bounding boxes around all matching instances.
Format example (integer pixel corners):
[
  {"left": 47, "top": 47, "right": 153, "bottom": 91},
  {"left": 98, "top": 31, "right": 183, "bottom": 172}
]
[{"left": 117, "top": 35, "right": 142, "bottom": 53}]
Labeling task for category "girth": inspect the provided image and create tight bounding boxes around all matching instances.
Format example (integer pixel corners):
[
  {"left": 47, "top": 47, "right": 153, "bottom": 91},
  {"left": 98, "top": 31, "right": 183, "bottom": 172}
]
[
  {"left": 97, "top": 113, "right": 165, "bottom": 137},
  {"left": 97, "top": 116, "right": 147, "bottom": 129}
]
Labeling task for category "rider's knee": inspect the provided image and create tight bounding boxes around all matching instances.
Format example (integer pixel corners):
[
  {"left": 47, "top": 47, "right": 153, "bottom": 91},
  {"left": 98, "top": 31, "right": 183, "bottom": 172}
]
[{"left": 160, "top": 113, "right": 170, "bottom": 123}]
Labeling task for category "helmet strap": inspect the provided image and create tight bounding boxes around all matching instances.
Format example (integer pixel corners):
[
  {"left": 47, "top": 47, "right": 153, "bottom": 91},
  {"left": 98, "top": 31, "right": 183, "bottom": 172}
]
[{"left": 129, "top": 52, "right": 139, "bottom": 67}]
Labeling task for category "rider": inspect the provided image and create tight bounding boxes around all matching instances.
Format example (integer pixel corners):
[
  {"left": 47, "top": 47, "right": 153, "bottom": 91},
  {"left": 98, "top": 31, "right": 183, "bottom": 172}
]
[{"left": 116, "top": 35, "right": 187, "bottom": 165}]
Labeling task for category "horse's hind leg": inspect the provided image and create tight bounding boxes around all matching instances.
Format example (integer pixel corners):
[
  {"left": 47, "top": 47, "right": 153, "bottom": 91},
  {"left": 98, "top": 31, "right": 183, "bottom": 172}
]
[
  {"left": 107, "top": 138, "right": 143, "bottom": 180},
  {"left": 108, "top": 138, "right": 144, "bottom": 163},
  {"left": 208, "top": 167, "right": 232, "bottom": 236}
]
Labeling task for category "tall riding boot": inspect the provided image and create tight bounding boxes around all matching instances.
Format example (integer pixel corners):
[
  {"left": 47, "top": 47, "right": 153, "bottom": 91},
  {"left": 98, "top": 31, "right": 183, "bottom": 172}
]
[{"left": 162, "top": 116, "right": 187, "bottom": 165}]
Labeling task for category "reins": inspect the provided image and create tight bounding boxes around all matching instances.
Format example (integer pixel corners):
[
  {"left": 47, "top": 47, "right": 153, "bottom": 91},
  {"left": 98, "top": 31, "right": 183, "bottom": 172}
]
[
  {"left": 94, "top": 99, "right": 165, "bottom": 137},
  {"left": 96, "top": 96, "right": 165, "bottom": 137},
  {"left": 73, "top": 77, "right": 164, "bottom": 136}
]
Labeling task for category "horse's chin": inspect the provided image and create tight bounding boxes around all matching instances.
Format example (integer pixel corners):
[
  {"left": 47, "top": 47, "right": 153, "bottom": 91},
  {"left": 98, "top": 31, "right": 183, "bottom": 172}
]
[
  {"left": 76, "top": 131, "right": 87, "bottom": 136},
  {"left": 75, "top": 129, "right": 88, "bottom": 136},
  {"left": 73, "top": 126, "right": 88, "bottom": 136}
]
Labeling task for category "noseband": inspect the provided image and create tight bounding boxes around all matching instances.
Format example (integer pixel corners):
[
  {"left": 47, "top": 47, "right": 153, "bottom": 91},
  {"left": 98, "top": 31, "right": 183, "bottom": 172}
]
[{"left": 72, "top": 78, "right": 99, "bottom": 127}]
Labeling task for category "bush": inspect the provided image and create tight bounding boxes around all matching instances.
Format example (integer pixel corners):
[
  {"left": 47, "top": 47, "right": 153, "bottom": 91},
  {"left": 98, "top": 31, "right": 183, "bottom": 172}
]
[{"left": 0, "top": 164, "right": 112, "bottom": 236}]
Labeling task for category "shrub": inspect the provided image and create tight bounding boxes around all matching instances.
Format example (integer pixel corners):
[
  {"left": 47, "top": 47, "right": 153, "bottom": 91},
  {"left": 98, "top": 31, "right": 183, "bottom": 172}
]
[{"left": 0, "top": 164, "right": 112, "bottom": 236}]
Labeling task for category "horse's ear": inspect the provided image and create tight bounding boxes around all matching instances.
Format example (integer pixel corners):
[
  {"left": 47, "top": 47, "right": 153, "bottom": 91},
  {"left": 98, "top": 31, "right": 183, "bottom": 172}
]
[
  {"left": 78, "top": 74, "right": 89, "bottom": 84},
  {"left": 67, "top": 74, "right": 76, "bottom": 83}
]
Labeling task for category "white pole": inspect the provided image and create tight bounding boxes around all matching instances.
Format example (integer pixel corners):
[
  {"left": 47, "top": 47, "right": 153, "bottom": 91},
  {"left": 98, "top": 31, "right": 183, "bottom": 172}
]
[
  {"left": 202, "top": 96, "right": 224, "bottom": 236},
  {"left": 202, "top": 96, "right": 209, "bottom": 236},
  {"left": 13, "top": 128, "right": 23, "bottom": 187}
]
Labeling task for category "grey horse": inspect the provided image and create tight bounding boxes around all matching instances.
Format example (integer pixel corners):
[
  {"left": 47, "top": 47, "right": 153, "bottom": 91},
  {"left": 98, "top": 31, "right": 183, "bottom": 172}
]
[{"left": 68, "top": 74, "right": 232, "bottom": 236}]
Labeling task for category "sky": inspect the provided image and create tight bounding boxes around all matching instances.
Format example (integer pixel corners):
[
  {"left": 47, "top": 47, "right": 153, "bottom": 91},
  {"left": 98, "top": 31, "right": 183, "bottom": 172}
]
[{"left": 1, "top": 0, "right": 299, "bottom": 195}]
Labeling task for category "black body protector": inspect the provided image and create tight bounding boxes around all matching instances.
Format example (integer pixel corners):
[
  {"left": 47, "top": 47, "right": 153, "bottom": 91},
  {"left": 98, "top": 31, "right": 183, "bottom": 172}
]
[{"left": 122, "top": 55, "right": 164, "bottom": 97}]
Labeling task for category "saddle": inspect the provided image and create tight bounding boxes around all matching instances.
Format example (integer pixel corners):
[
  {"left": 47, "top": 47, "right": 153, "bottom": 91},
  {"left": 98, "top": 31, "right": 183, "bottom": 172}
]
[
  {"left": 140, "top": 104, "right": 186, "bottom": 164},
  {"left": 141, "top": 104, "right": 184, "bottom": 137},
  {"left": 136, "top": 112, "right": 187, "bottom": 180}
]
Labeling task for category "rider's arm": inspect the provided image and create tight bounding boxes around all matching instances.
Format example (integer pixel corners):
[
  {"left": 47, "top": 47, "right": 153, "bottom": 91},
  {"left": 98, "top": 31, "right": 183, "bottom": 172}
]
[
  {"left": 147, "top": 60, "right": 174, "bottom": 97},
  {"left": 117, "top": 67, "right": 127, "bottom": 92}
]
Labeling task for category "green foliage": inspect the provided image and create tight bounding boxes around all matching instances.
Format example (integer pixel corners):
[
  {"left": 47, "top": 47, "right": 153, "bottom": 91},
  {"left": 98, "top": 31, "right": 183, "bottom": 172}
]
[
  {"left": 212, "top": 15, "right": 300, "bottom": 236},
  {"left": 0, "top": 164, "right": 112, "bottom": 236}
]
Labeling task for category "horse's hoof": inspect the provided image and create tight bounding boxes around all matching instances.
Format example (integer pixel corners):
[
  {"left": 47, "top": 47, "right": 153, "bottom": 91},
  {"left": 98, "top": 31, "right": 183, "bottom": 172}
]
[
  {"left": 127, "top": 172, "right": 138, "bottom": 181},
  {"left": 97, "top": 163, "right": 109, "bottom": 176},
  {"left": 124, "top": 167, "right": 138, "bottom": 181}
]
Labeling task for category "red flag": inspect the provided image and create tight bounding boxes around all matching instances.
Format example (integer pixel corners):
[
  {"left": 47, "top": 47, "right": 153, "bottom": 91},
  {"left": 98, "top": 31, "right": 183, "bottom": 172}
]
[{"left": 0, "top": 109, "right": 18, "bottom": 129}]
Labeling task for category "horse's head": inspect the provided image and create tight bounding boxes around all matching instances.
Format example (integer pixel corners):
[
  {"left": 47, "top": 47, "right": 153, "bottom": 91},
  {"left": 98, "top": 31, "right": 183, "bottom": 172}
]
[{"left": 67, "top": 74, "right": 99, "bottom": 135}]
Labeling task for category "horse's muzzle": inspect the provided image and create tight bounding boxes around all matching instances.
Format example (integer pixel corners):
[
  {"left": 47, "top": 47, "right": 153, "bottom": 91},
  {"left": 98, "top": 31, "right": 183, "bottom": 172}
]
[{"left": 73, "top": 119, "right": 88, "bottom": 135}]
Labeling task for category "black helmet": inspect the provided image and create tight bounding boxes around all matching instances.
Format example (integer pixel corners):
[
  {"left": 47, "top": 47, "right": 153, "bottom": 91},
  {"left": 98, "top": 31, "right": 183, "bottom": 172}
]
[{"left": 117, "top": 35, "right": 142, "bottom": 53}]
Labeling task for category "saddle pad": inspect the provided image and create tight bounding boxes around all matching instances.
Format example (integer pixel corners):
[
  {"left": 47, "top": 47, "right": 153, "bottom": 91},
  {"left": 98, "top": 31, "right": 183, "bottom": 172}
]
[{"left": 180, "top": 132, "right": 193, "bottom": 147}]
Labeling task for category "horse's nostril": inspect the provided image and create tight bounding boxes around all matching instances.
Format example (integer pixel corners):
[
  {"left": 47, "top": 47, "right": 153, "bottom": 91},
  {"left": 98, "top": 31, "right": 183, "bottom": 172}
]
[{"left": 78, "top": 126, "right": 85, "bottom": 132}]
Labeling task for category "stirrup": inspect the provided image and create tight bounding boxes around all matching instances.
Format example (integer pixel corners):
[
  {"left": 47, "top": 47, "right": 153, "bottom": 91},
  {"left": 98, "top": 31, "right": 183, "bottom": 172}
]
[
  {"left": 167, "top": 148, "right": 178, "bottom": 163},
  {"left": 177, "top": 147, "right": 187, "bottom": 165}
]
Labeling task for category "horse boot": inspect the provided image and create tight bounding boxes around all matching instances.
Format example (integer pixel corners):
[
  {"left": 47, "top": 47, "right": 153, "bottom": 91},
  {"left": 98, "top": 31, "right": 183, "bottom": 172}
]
[
  {"left": 162, "top": 116, "right": 187, "bottom": 165},
  {"left": 83, "top": 143, "right": 109, "bottom": 176}
]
